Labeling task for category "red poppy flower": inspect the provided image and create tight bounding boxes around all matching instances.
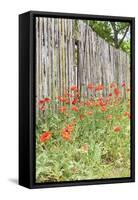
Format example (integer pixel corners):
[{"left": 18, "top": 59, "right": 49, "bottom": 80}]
[
  {"left": 66, "top": 124, "right": 74, "bottom": 132},
  {"left": 78, "top": 101, "right": 84, "bottom": 106},
  {"left": 61, "top": 131, "right": 70, "bottom": 140},
  {"left": 61, "top": 123, "right": 74, "bottom": 140},
  {"left": 99, "top": 100, "right": 106, "bottom": 107},
  {"left": 38, "top": 97, "right": 51, "bottom": 104},
  {"left": 39, "top": 131, "right": 51, "bottom": 142},
  {"left": 98, "top": 97, "right": 103, "bottom": 101},
  {"left": 85, "top": 100, "right": 93, "bottom": 107},
  {"left": 79, "top": 114, "right": 84, "bottom": 120},
  {"left": 57, "top": 96, "right": 66, "bottom": 102},
  {"left": 95, "top": 84, "right": 104, "bottom": 91},
  {"left": 114, "top": 88, "right": 120, "bottom": 97},
  {"left": 72, "top": 98, "right": 79, "bottom": 105},
  {"left": 44, "top": 97, "right": 51, "bottom": 103},
  {"left": 122, "top": 82, "right": 126, "bottom": 87},
  {"left": 101, "top": 106, "right": 106, "bottom": 112},
  {"left": 62, "top": 122, "right": 75, "bottom": 140},
  {"left": 71, "top": 106, "right": 78, "bottom": 112},
  {"left": 38, "top": 99, "right": 45, "bottom": 104},
  {"left": 59, "top": 106, "right": 67, "bottom": 113},
  {"left": 71, "top": 85, "right": 78, "bottom": 91},
  {"left": 87, "top": 111, "right": 93, "bottom": 116},
  {"left": 65, "top": 99, "right": 70, "bottom": 104},
  {"left": 124, "top": 112, "right": 131, "bottom": 119},
  {"left": 94, "top": 101, "right": 100, "bottom": 106},
  {"left": 87, "top": 83, "right": 94, "bottom": 90},
  {"left": 109, "top": 93, "right": 112, "bottom": 97},
  {"left": 39, "top": 105, "right": 46, "bottom": 111},
  {"left": 68, "top": 93, "right": 74, "bottom": 98},
  {"left": 124, "top": 111, "right": 129, "bottom": 116},
  {"left": 114, "top": 126, "right": 121, "bottom": 132},
  {"left": 110, "top": 82, "right": 116, "bottom": 88}
]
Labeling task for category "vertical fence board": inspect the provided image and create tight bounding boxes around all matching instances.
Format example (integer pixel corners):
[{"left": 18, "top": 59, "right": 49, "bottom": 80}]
[{"left": 36, "top": 17, "right": 130, "bottom": 113}]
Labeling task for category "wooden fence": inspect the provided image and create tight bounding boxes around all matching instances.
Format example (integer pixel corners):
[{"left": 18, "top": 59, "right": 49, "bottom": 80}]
[{"left": 36, "top": 17, "right": 130, "bottom": 105}]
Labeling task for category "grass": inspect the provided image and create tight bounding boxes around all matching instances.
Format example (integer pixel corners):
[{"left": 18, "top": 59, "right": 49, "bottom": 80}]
[{"left": 35, "top": 83, "right": 130, "bottom": 183}]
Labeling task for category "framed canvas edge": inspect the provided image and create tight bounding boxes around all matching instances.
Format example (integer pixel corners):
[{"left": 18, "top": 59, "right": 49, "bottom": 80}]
[{"left": 19, "top": 11, "right": 135, "bottom": 189}]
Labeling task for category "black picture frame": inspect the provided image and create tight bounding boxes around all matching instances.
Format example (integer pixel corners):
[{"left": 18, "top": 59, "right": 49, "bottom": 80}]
[{"left": 19, "top": 10, "right": 135, "bottom": 189}]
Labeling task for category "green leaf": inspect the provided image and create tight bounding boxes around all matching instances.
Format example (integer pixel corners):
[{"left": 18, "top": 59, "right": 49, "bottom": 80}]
[{"left": 93, "top": 144, "right": 101, "bottom": 163}]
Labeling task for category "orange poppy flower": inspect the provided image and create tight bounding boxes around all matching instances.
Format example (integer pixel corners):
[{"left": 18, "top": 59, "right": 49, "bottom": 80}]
[
  {"left": 114, "top": 126, "right": 121, "bottom": 132},
  {"left": 78, "top": 101, "right": 84, "bottom": 106},
  {"left": 114, "top": 88, "right": 120, "bottom": 97},
  {"left": 61, "top": 131, "right": 70, "bottom": 140},
  {"left": 66, "top": 124, "right": 74, "bottom": 132},
  {"left": 79, "top": 114, "right": 85, "bottom": 120},
  {"left": 62, "top": 123, "right": 74, "bottom": 137},
  {"left": 110, "top": 82, "right": 116, "bottom": 88},
  {"left": 94, "top": 101, "right": 100, "bottom": 106},
  {"left": 38, "top": 97, "right": 51, "bottom": 104},
  {"left": 95, "top": 84, "right": 104, "bottom": 91},
  {"left": 68, "top": 93, "right": 74, "bottom": 98},
  {"left": 57, "top": 96, "right": 66, "bottom": 102},
  {"left": 38, "top": 99, "right": 45, "bottom": 104},
  {"left": 44, "top": 98, "right": 51, "bottom": 103},
  {"left": 101, "top": 106, "right": 106, "bottom": 112},
  {"left": 98, "top": 97, "right": 103, "bottom": 101},
  {"left": 124, "top": 112, "right": 131, "bottom": 119},
  {"left": 71, "top": 105, "right": 78, "bottom": 112},
  {"left": 99, "top": 100, "right": 106, "bottom": 107},
  {"left": 39, "top": 105, "right": 46, "bottom": 111},
  {"left": 65, "top": 99, "right": 70, "bottom": 104},
  {"left": 71, "top": 85, "right": 78, "bottom": 91},
  {"left": 124, "top": 111, "right": 129, "bottom": 116},
  {"left": 87, "top": 111, "right": 93, "bottom": 116},
  {"left": 59, "top": 106, "right": 67, "bottom": 113},
  {"left": 39, "top": 131, "right": 51, "bottom": 142},
  {"left": 122, "top": 82, "right": 126, "bottom": 87},
  {"left": 87, "top": 83, "right": 94, "bottom": 90},
  {"left": 85, "top": 100, "right": 93, "bottom": 107},
  {"left": 72, "top": 98, "right": 79, "bottom": 105}
]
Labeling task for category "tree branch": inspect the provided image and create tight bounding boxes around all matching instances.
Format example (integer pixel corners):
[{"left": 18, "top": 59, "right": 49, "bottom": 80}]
[
  {"left": 110, "top": 22, "right": 118, "bottom": 48},
  {"left": 110, "top": 22, "right": 116, "bottom": 31},
  {"left": 118, "top": 25, "right": 129, "bottom": 47}
]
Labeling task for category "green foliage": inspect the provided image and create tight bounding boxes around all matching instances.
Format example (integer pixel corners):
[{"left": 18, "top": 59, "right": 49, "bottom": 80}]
[
  {"left": 35, "top": 88, "right": 130, "bottom": 183},
  {"left": 89, "top": 21, "right": 113, "bottom": 43},
  {"left": 120, "top": 40, "right": 130, "bottom": 54},
  {"left": 88, "top": 21, "right": 130, "bottom": 54}
]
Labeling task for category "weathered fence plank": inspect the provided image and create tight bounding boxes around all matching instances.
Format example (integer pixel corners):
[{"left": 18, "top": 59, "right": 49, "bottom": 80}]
[{"left": 36, "top": 17, "right": 130, "bottom": 110}]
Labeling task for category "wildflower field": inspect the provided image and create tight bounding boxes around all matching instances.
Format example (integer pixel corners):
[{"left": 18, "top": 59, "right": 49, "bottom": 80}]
[{"left": 35, "top": 83, "right": 130, "bottom": 183}]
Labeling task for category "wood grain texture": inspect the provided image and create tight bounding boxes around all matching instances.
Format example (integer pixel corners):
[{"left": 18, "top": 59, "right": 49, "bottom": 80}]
[{"left": 36, "top": 17, "right": 130, "bottom": 110}]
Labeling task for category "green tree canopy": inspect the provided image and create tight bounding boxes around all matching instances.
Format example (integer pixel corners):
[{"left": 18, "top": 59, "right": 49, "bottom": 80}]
[{"left": 88, "top": 21, "right": 130, "bottom": 54}]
